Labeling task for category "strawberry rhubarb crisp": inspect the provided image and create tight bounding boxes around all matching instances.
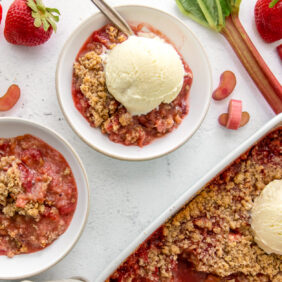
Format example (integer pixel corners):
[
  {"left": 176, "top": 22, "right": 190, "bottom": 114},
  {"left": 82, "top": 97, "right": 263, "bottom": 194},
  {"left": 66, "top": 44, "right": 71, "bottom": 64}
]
[
  {"left": 0, "top": 135, "right": 77, "bottom": 257},
  {"left": 72, "top": 24, "right": 192, "bottom": 147},
  {"left": 108, "top": 128, "right": 282, "bottom": 281}
]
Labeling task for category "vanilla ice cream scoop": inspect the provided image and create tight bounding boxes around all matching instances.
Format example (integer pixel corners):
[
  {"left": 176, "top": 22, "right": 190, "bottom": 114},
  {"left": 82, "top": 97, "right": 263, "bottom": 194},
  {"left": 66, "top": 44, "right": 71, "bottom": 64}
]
[
  {"left": 105, "top": 36, "right": 185, "bottom": 115},
  {"left": 251, "top": 179, "right": 282, "bottom": 255}
]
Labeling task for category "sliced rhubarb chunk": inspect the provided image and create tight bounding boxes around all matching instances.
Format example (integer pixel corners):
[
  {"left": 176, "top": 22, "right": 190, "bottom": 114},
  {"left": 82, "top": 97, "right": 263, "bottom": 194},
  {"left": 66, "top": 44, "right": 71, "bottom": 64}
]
[
  {"left": 219, "top": 111, "right": 250, "bottom": 128},
  {"left": 0, "top": 85, "right": 21, "bottom": 111},
  {"left": 226, "top": 99, "right": 242, "bottom": 130},
  {"left": 218, "top": 113, "right": 229, "bottom": 127},
  {"left": 240, "top": 112, "right": 250, "bottom": 127},
  {"left": 212, "top": 71, "right": 236, "bottom": 101}
]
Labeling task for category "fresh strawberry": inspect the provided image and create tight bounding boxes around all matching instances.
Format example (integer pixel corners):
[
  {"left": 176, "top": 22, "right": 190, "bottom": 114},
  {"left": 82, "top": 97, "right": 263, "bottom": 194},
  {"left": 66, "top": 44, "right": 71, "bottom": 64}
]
[
  {"left": 4, "top": 0, "right": 60, "bottom": 46},
  {"left": 0, "top": 4, "right": 2, "bottom": 24},
  {"left": 255, "top": 0, "right": 282, "bottom": 43},
  {"left": 277, "top": 44, "right": 282, "bottom": 60}
]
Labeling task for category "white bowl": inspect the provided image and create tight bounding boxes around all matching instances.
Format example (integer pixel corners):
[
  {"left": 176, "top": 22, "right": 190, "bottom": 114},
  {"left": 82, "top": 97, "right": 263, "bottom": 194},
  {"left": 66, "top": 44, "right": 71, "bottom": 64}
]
[
  {"left": 0, "top": 117, "right": 89, "bottom": 280},
  {"left": 56, "top": 5, "right": 212, "bottom": 161}
]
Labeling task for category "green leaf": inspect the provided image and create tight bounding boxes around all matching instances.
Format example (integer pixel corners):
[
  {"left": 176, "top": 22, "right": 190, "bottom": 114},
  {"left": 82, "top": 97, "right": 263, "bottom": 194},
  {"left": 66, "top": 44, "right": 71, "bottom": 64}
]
[
  {"left": 34, "top": 17, "right": 42, "bottom": 28},
  {"left": 29, "top": 0, "right": 61, "bottom": 33},
  {"left": 42, "top": 18, "right": 50, "bottom": 31},
  {"left": 46, "top": 7, "right": 61, "bottom": 15},
  {"left": 47, "top": 17, "right": 57, "bottom": 32},
  {"left": 27, "top": 0, "right": 38, "bottom": 12},
  {"left": 230, "top": 0, "right": 241, "bottom": 12},
  {"left": 49, "top": 14, "right": 60, "bottom": 22},
  {"left": 36, "top": 0, "right": 44, "bottom": 8},
  {"left": 175, "top": 0, "right": 233, "bottom": 31},
  {"left": 176, "top": 0, "right": 209, "bottom": 28},
  {"left": 269, "top": 0, "right": 279, "bottom": 8},
  {"left": 219, "top": 0, "right": 231, "bottom": 17},
  {"left": 197, "top": 0, "right": 219, "bottom": 30}
]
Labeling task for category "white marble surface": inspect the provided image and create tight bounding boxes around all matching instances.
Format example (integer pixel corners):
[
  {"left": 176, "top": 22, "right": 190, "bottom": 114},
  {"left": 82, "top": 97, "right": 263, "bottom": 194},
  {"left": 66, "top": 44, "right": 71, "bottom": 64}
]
[{"left": 0, "top": 0, "right": 281, "bottom": 281}]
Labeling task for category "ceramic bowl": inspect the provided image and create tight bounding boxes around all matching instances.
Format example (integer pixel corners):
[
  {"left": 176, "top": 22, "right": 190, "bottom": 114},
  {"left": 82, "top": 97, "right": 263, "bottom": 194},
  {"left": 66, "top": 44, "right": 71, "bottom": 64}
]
[
  {"left": 0, "top": 118, "right": 89, "bottom": 280},
  {"left": 56, "top": 5, "right": 212, "bottom": 161}
]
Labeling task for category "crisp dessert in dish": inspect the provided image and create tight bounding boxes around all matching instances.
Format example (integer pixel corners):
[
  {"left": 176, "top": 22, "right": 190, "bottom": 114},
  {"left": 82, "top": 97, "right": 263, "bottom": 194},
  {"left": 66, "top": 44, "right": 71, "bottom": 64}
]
[
  {"left": 72, "top": 24, "right": 193, "bottom": 147},
  {"left": 108, "top": 128, "right": 282, "bottom": 281},
  {"left": 0, "top": 134, "right": 77, "bottom": 257}
]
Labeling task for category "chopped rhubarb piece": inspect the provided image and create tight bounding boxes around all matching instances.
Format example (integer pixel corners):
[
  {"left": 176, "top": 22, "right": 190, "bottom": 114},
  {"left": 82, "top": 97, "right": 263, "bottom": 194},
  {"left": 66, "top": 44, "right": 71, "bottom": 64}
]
[
  {"left": 226, "top": 99, "right": 242, "bottom": 130},
  {"left": 218, "top": 113, "right": 229, "bottom": 127},
  {"left": 0, "top": 85, "right": 20, "bottom": 111},
  {"left": 219, "top": 111, "right": 250, "bottom": 128},
  {"left": 18, "top": 163, "right": 33, "bottom": 192},
  {"left": 212, "top": 71, "right": 236, "bottom": 101},
  {"left": 21, "top": 148, "right": 43, "bottom": 168},
  {"left": 240, "top": 112, "right": 250, "bottom": 127},
  {"left": 58, "top": 203, "right": 76, "bottom": 216}
]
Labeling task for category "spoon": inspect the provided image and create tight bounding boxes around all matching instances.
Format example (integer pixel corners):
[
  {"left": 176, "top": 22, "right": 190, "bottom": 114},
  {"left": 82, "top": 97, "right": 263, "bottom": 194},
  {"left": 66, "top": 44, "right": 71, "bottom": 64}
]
[{"left": 90, "top": 0, "right": 134, "bottom": 36}]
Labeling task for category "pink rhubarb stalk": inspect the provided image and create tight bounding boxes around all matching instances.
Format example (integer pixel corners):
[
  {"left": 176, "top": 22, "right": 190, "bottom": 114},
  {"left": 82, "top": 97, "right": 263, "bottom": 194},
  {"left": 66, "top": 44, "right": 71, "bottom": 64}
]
[{"left": 222, "top": 14, "right": 282, "bottom": 114}]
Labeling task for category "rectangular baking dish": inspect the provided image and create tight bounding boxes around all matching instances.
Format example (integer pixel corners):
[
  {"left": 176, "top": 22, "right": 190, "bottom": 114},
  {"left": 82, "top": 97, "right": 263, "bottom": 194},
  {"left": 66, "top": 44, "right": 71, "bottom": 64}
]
[{"left": 97, "top": 113, "right": 282, "bottom": 282}]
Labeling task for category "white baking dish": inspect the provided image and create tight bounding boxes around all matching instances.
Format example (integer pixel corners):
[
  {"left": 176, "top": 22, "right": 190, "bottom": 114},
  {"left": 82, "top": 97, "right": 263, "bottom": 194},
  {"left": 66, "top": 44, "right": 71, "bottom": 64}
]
[{"left": 97, "top": 113, "right": 282, "bottom": 282}]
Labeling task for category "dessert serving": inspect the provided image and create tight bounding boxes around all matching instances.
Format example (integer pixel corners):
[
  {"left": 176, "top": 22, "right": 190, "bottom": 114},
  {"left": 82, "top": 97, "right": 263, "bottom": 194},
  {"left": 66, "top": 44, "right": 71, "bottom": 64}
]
[
  {"left": 0, "top": 134, "right": 77, "bottom": 257},
  {"left": 72, "top": 24, "right": 193, "bottom": 147},
  {"left": 108, "top": 127, "right": 282, "bottom": 281}
]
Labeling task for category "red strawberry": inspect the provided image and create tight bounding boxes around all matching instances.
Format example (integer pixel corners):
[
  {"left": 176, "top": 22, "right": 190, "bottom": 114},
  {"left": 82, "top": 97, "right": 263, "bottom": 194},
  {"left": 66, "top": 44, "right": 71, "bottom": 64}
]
[
  {"left": 0, "top": 4, "right": 2, "bottom": 24},
  {"left": 254, "top": 0, "right": 282, "bottom": 43},
  {"left": 4, "top": 0, "right": 60, "bottom": 46},
  {"left": 277, "top": 44, "right": 282, "bottom": 60}
]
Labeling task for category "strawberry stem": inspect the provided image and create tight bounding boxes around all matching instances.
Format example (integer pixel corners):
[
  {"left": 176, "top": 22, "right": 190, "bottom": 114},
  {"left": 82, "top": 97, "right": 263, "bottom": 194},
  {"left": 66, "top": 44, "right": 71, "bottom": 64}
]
[
  {"left": 269, "top": 0, "right": 279, "bottom": 8},
  {"left": 222, "top": 14, "right": 282, "bottom": 114},
  {"left": 27, "top": 0, "right": 60, "bottom": 32}
]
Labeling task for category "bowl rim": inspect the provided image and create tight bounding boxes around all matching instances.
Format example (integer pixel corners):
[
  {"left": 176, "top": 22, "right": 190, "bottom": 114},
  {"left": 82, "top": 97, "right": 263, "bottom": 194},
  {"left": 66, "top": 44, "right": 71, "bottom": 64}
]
[
  {"left": 56, "top": 4, "right": 213, "bottom": 161},
  {"left": 0, "top": 117, "right": 90, "bottom": 280}
]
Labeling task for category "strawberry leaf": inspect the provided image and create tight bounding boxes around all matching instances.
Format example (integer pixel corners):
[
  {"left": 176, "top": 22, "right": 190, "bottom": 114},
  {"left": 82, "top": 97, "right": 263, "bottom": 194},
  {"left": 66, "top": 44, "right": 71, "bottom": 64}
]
[
  {"left": 34, "top": 16, "right": 42, "bottom": 28},
  {"left": 47, "top": 17, "right": 57, "bottom": 32},
  {"left": 48, "top": 13, "right": 60, "bottom": 23},
  {"left": 27, "top": 0, "right": 38, "bottom": 12},
  {"left": 42, "top": 18, "right": 50, "bottom": 32},
  {"left": 269, "top": 0, "right": 280, "bottom": 8},
  {"left": 28, "top": 0, "right": 61, "bottom": 33},
  {"left": 46, "top": 8, "right": 61, "bottom": 15}
]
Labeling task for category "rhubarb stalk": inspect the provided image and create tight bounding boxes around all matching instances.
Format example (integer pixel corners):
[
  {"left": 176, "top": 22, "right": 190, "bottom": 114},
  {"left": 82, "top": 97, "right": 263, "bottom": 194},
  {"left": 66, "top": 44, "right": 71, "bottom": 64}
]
[{"left": 176, "top": 0, "right": 282, "bottom": 114}]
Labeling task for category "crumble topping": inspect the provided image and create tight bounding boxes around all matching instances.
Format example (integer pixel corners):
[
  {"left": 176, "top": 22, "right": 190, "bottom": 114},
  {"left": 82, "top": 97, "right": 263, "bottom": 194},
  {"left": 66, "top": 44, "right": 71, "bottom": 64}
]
[
  {"left": 105, "top": 25, "right": 127, "bottom": 49},
  {"left": 110, "top": 129, "right": 282, "bottom": 281},
  {"left": 0, "top": 156, "right": 22, "bottom": 207},
  {"left": 160, "top": 164, "right": 281, "bottom": 280},
  {"left": 0, "top": 156, "right": 51, "bottom": 222},
  {"left": 74, "top": 51, "right": 119, "bottom": 128}
]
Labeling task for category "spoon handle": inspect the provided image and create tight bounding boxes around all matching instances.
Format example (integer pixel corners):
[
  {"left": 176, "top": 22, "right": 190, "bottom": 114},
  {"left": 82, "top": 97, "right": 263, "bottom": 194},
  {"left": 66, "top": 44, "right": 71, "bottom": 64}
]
[{"left": 90, "top": 0, "right": 134, "bottom": 36}]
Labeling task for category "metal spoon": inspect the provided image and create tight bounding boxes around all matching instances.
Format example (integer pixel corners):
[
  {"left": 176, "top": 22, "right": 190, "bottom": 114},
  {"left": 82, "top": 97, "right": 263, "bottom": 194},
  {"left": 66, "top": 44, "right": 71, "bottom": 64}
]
[{"left": 90, "top": 0, "right": 134, "bottom": 36}]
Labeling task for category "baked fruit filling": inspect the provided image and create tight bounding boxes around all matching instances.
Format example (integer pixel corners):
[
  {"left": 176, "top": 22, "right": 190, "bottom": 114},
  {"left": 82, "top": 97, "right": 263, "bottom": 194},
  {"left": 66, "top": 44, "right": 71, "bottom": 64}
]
[
  {"left": 108, "top": 128, "right": 282, "bottom": 281},
  {"left": 72, "top": 24, "right": 192, "bottom": 147},
  {"left": 0, "top": 135, "right": 77, "bottom": 257}
]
